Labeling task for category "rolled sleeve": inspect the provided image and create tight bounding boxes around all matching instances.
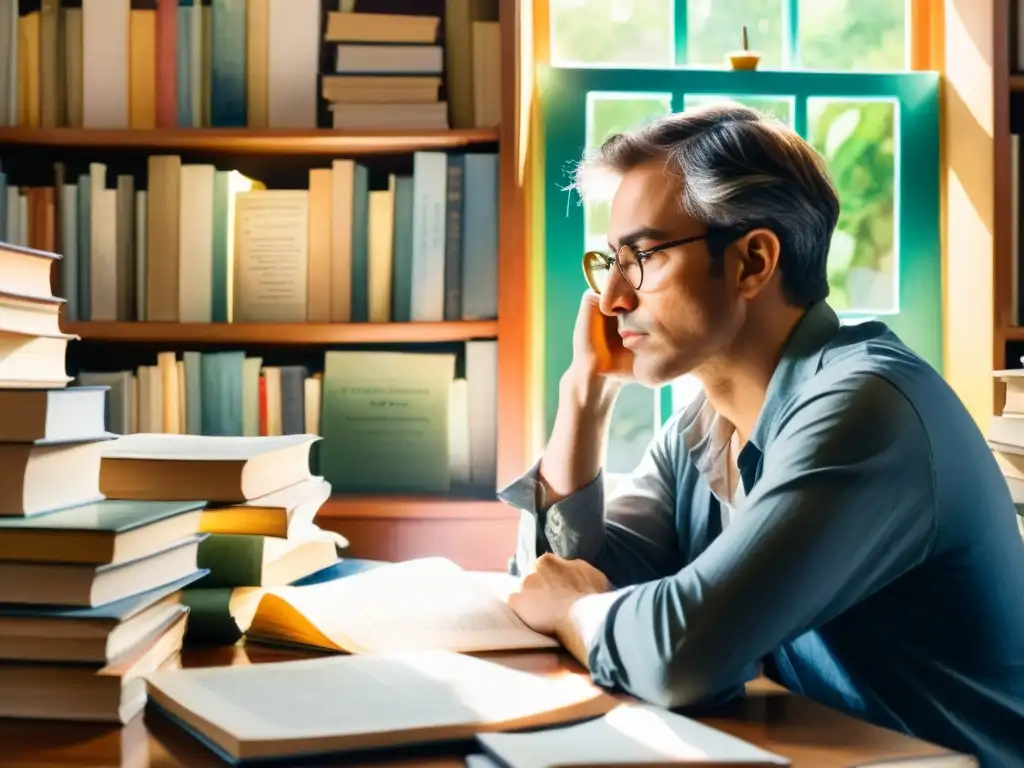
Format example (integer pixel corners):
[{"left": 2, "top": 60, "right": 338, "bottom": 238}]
[
  {"left": 498, "top": 414, "right": 683, "bottom": 587},
  {"left": 497, "top": 461, "right": 606, "bottom": 575},
  {"left": 588, "top": 373, "right": 937, "bottom": 709}
]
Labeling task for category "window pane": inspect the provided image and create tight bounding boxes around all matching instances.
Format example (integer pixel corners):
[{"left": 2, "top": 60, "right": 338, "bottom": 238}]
[
  {"left": 584, "top": 93, "right": 673, "bottom": 248},
  {"left": 670, "top": 375, "right": 704, "bottom": 415},
  {"left": 807, "top": 98, "right": 898, "bottom": 314},
  {"left": 683, "top": 93, "right": 794, "bottom": 126},
  {"left": 799, "top": 0, "right": 907, "bottom": 72},
  {"left": 607, "top": 384, "right": 657, "bottom": 473},
  {"left": 550, "top": 0, "right": 674, "bottom": 67},
  {"left": 686, "top": 0, "right": 783, "bottom": 69}
]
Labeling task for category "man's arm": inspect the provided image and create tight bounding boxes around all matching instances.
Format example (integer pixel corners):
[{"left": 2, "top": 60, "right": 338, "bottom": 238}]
[
  {"left": 583, "top": 374, "right": 936, "bottom": 708},
  {"left": 498, "top": 381, "right": 684, "bottom": 587}
]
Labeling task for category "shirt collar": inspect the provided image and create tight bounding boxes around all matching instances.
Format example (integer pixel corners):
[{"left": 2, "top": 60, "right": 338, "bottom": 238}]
[
  {"left": 746, "top": 300, "right": 840, "bottom": 452},
  {"left": 678, "top": 301, "right": 840, "bottom": 480}
]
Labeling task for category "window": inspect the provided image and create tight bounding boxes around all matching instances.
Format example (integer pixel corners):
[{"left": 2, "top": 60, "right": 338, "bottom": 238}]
[{"left": 540, "top": 1, "right": 939, "bottom": 473}]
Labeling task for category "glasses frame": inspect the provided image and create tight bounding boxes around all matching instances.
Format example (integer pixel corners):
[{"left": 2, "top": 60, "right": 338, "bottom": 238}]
[{"left": 582, "top": 233, "right": 710, "bottom": 294}]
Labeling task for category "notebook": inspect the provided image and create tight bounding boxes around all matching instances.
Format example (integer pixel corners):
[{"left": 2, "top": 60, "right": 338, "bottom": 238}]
[{"left": 144, "top": 650, "right": 619, "bottom": 763}]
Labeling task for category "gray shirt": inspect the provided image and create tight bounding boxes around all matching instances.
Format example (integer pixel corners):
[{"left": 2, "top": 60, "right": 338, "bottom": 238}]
[{"left": 498, "top": 301, "right": 1024, "bottom": 767}]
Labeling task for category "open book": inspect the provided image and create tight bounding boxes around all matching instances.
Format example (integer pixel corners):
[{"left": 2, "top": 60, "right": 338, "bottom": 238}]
[
  {"left": 244, "top": 557, "right": 559, "bottom": 654},
  {"left": 145, "top": 650, "right": 619, "bottom": 762},
  {"left": 475, "top": 702, "right": 790, "bottom": 767}
]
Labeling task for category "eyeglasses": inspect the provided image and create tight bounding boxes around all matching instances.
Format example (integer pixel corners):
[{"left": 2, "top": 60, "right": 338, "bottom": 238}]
[{"left": 582, "top": 234, "right": 710, "bottom": 294}]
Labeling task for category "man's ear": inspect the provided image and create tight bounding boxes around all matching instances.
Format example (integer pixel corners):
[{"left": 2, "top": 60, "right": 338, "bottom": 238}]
[{"left": 733, "top": 228, "right": 781, "bottom": 299}]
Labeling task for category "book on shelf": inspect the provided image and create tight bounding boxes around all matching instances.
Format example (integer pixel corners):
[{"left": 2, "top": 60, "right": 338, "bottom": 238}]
[
  {"left": 5, "top": 2, "right": 501, "bottom": 131},
  {"left": 144, "top": 649, "right": 619, "bottom": 763},
  {"left": 242, "top": 556, "right": 558, "bottom": 655},
  {"left": 3, "top": 150, "right": 499, "bottom": 329},
  {"left": 76, "top": 338, "right": 500, "bottom": 497}
]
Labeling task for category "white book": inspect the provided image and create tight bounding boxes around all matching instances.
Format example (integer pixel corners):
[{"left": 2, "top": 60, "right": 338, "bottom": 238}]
[
  {"left": 232, "top": 190, "right": 309, "bottom": 323},
  {"left": 89, "top": 178, "right": 118, "bottom": 321},
  {"left": 82, "top": 0, "right": 129, "bottom": 128},
  {"left": 267, "top": 0, "right": 318, "bottom": 128},
  {"left": 410, "top": 151, "right": 447, "bottom": 321},
  {"left": 5, "top": 188, "right": 19, "bottom": 246},
  {"left": 177, "top": 164, "right": 215, "bottom": 322},
  {"left": 477, "top": 702, "right": 789, "bottom": 767},
  {"left": 329, "top": 159, "right": 355, "bottom": 322},
  {"left": 367, "top": 183, "right": 394, "bottom": 322},
  {"left": 60, "top": 184, "right": 79, "bottom": 320},
  {"left": 135, "top": 190, "right": 147, "bottom": 321},
  {"left": 145, "top": 649, "right": 617, "bottom": 763}
]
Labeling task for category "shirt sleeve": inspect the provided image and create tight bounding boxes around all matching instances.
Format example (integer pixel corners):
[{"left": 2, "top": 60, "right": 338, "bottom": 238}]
[
  {"left": 497, "top": 415, "right": 683, "bottom": 587},
  {"left": 587, "top": 373, "right": 937, "bottom": 708}
]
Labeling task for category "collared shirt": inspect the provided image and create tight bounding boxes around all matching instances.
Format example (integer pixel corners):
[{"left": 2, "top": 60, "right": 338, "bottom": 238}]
[{"left": 498, "top": 301, "right": 1024, "bottom": 767}]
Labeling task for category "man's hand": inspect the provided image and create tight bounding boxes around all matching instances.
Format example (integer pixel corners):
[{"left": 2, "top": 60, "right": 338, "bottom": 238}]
[
  {"left": 508, "top": 553, "right": 612, "bottom": 645},
  {"left": 571, "top": 290, "right": 634, "bottom": 383}
]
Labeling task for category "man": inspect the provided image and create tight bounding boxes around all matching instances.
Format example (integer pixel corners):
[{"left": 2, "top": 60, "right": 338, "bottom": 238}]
[{"left": 501, "top": 105, "right": 1024, "bottom": 766}]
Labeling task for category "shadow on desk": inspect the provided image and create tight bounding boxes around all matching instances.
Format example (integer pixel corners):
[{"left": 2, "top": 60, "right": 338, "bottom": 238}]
[{"left": 0, "top": 642, "right": 971, "bottom": 768}]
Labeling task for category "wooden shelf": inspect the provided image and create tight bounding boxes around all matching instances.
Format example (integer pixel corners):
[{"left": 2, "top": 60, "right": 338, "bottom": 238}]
[
  {"left": 0, "top": 127, "right": 500, "bottom": 155},
  {"left": 1010, "top": 75, "right": 1024, "bottom": 91},
  {"left": 62, "top": 320, "right": 498, "bottom": 345},
  {"left": 1002, "top": 326, "right": 1024, "bottom": 341},
  {"left": 317, "top": 495, "right": 517, "bottom": 520}
]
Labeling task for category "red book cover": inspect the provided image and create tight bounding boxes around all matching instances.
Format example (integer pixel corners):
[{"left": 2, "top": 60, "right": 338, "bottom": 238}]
[
  {"left": 258, "top": 374, "right": 268, "bottom": 436},
  {"left": 155, "top": 0, "right": 177, "bottom": 128}
]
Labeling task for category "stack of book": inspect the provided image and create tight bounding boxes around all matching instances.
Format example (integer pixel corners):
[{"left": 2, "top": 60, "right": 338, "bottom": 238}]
[
  {"left": 94, "top": 432, "right": 345, "bottom": 643},
  {"left": 989, "top": 368, "right": 1024, "bottom": 539},
  {"left": 323, "top": 10, "right": 448, "bottom": 130},
  {"left": 0, "top": 242, "right": 206, "bottom": 724}
]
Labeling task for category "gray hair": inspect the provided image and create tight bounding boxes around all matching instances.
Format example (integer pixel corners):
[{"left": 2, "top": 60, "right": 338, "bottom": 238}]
[{"left": 572, "top": 104, "right": 840, "bottom": 307}]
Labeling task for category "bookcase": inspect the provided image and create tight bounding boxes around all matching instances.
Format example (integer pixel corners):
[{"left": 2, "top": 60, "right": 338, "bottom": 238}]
[{"left": 0, "top": 0, "right": 532, "bottom": 572}]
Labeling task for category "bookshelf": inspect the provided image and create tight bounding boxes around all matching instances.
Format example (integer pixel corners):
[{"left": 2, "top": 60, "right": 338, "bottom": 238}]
[
  {"left": 63, "top": 321, "right": 499, "bottom": 345},
  {"left": 3, "top": 0, "right": 531, "bottom": 572},
  {"left": 0, "top": 127, "right": 500, "bottom": 154}
]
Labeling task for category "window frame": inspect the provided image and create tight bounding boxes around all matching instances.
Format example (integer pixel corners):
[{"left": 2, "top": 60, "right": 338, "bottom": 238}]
[{"left": 538, "top": 65, "right": 940, "bottom": 449}]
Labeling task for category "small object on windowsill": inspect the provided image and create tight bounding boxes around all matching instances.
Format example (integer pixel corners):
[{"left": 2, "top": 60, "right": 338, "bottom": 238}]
[{"left": 727, "top": 25, "right": 761, "bottom": 71}]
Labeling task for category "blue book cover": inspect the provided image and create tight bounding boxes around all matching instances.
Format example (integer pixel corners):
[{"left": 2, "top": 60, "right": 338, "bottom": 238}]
[
  {"left": 177, "top": 0, "right": 195, "bottom": 127},
  {"left": 210, "top": 0, "right": 246, "bottom": 126},
  {"left": 76, "top": 173, "right": 90, "bottom": 320},
  {"left": 390, "top": 175, "right": 414, "bottom": 322},
  {"left": 200, "top": 351, "right": 245, "bottom": 435},
  {"left": 350, "top": 164, "right": 370, "bottom": 322},
  {"left": 461, "top": 153, "right": 499, "bottom": 320},
  {"left": 210, "top": 171, "right": 229, "bottom": 321}
]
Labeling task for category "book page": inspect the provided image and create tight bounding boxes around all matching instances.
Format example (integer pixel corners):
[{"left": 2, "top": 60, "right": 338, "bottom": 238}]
[
  {"left": 101, "top": 433, "right": 316, "bottom": 461},
  {"left": 477, "top": 703, "right": 790, "bottom": 767},
  {"left": 251, "top": 557, "right": 559, "bottom": 653},
  {"left": 145, "top": 650, "right": 617, "bottom": 760}
]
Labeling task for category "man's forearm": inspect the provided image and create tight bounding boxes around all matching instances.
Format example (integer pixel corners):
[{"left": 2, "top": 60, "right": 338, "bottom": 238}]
[{"left": 537, "top": 369, "right": 620, "bottom": 507}]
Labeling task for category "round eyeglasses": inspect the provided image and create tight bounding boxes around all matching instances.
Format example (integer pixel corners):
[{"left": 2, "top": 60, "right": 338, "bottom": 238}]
[{"left": 582, "top": 234, "right": 710, "bottom": 294}]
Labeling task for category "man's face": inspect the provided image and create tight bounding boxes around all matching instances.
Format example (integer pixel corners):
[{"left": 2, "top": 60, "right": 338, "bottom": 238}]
[{"left": 600, "top": 160, "right": 744, "bottom": 386}]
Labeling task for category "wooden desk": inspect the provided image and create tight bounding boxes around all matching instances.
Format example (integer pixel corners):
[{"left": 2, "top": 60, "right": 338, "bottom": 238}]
[{"left": 0, "top": 642, "right": 971, "bottom": 768}]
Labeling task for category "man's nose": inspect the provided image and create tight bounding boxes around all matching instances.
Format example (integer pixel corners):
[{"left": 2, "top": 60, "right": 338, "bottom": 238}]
[{"left": 598, "top": 267, "right": 639, "bottom": 316}]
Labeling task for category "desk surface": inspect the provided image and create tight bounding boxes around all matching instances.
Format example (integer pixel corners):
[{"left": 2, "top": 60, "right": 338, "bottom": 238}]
[{"left": 1, "top": 642, "right": 969, "bottom": 768}]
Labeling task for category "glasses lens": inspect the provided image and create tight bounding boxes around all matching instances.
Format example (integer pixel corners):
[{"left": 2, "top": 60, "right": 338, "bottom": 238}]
[
  {"left": 617, "top": 245, "right": 642, "bottom": 289},
  {"left": 583, "top": 251, "right": 613, "bottom": 293}
]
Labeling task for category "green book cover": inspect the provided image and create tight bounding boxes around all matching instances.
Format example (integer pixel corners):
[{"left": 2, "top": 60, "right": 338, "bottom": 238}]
[{"left": 319, "top": 351, "right": 455, "bottom": 494}]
